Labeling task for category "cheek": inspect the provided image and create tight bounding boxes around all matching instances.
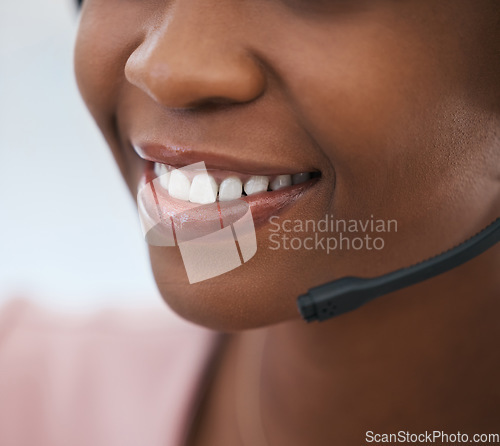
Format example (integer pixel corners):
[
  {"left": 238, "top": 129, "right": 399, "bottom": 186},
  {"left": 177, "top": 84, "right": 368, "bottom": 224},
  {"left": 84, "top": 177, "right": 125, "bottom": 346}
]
[
  {"left": 74, "top": 22, "right": 115, "bottom": 125},
  {"left": 247, "top": 6, "right": 500, "bottom": 283},
  {"left": 267, "top": 11, "right": 480, "bottom": 219},
  {"left": 74, "top": 2, "right": 149, "bottom": 181},
  {"left": 74, "top": 3, "right": 143, "bottom": 128}
]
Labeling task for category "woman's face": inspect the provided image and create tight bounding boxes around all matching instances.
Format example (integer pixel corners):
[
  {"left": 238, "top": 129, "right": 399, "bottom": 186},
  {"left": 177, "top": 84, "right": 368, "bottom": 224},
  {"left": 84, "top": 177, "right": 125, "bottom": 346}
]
[{"left": 75, "top": 0, "right": 500, "bottom": 330}]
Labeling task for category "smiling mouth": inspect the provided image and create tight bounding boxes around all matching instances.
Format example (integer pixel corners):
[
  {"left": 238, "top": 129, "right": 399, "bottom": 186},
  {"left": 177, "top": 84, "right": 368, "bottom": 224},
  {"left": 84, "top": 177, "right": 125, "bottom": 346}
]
[{"left": 134, "top": 143, "right": 322, "bottom": 235}]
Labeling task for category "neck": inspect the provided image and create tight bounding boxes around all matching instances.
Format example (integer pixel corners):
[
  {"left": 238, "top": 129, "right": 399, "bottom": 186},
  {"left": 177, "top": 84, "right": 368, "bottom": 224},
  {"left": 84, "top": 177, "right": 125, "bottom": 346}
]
[{"left": 254, "top": 244, "right": 500, "bottom": 445}]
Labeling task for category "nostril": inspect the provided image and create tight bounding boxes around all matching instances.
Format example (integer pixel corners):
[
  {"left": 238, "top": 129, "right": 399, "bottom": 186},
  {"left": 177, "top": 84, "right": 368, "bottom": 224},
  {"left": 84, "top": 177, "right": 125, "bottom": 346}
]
[{"left": 185, "top": 96, "right": 252, "bottom": 111}]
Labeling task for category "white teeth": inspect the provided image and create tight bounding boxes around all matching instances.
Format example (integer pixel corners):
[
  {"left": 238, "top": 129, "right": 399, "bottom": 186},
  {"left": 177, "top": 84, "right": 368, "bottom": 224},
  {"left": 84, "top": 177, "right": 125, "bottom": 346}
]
[
  {"left": 159, "top": 171, "right": 171, "bottom": 190},
  {"left": 154, "top": 163, "right": 164, "bottom": 177},
  {"left": 292, "top": 172, "right": 311, "bottom": 185},
  {"left": 168, "top": 169, "right": 191, "bottom": 201},
  {"left": 270, "top": 175, "right": 292, "bottom": 191},
  {"left": 189, "top": 173, "right": 218, "bottom": 204},
  {"left": 155, "top": 164, "right": 171, "bottom": 190},
  {"left": 244, "top": 176, "right": 269, "bottom": 196},
  {"left": 218, "top": 176, "right": 243, "bottom": 202},
  {"left": 155, "top": 162, "right": 313, "bottom": 202}
]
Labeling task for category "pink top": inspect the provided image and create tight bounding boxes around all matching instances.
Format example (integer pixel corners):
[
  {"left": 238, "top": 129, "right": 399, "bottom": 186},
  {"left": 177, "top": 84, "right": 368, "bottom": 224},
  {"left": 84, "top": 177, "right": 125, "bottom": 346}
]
[{"left": 0, "top": 299, "right": 222, "bottom": 446}]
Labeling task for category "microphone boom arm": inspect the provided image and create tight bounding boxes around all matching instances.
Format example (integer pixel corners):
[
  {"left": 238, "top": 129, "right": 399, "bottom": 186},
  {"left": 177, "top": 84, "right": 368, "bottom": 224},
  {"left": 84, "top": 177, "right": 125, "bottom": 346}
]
[{"left": 297, "top": 217, "right": 500, "bottom": 322}]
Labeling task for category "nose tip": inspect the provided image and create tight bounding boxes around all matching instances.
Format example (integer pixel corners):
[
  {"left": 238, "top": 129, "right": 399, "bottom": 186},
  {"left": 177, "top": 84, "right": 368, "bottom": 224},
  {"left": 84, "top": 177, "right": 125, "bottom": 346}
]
[{"left": 124, "top": 24, "right": 267, "bottom": 110}]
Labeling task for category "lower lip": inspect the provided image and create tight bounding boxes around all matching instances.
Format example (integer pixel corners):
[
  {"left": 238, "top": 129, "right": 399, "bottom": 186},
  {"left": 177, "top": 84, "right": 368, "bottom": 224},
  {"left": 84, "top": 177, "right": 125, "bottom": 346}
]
[{"left": 137, "top": 163, "right": 320, "bottom": 236}]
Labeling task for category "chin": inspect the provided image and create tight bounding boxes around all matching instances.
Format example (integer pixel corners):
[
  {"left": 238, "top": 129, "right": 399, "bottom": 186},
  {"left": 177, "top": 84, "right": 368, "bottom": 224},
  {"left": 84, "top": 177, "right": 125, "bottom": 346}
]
[{"left": 148, "top": 245, "right": 302, "bottom": 331}]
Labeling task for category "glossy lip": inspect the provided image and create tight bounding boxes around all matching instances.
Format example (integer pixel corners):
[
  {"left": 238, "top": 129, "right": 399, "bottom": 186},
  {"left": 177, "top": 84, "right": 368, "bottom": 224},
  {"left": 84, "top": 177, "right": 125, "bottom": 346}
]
[
  {"left": 138, "top": 161, "right": 320, "bottom": 232},
  {"left": 133, "top": 143, "right": 318, "bottom": 176}
]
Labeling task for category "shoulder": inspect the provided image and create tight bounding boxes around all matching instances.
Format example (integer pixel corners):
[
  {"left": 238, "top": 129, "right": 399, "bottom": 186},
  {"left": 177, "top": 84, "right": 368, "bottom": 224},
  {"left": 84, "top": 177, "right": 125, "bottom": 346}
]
[{"left": 0, "top": 298, "right": 222, "bottom": 446}]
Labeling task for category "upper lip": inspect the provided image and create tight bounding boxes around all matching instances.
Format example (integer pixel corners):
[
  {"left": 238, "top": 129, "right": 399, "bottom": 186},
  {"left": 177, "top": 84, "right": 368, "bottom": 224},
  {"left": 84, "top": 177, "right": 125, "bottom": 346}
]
[{"left": 132, "top": 142, "right": 317, "bottom": 176}]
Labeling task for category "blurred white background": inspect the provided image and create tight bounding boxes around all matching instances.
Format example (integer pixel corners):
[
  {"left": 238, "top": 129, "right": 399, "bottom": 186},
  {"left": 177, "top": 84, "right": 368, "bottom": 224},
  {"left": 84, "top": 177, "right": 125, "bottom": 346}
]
[{"left": 0, "top": 0, "right": 162, "bottom": 310}]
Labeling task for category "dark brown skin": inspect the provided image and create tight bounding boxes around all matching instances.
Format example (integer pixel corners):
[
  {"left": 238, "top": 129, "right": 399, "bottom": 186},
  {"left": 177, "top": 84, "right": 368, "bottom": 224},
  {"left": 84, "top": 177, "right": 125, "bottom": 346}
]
[{"left": 75, "top": 0, "right": 500, "bottom": 444}]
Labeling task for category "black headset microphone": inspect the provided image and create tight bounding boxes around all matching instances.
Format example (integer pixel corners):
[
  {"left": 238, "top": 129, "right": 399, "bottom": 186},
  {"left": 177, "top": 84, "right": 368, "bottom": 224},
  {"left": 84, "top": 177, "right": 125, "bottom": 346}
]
[{"left": 297, "top": 217, "right": 500, "bottom": 322}]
